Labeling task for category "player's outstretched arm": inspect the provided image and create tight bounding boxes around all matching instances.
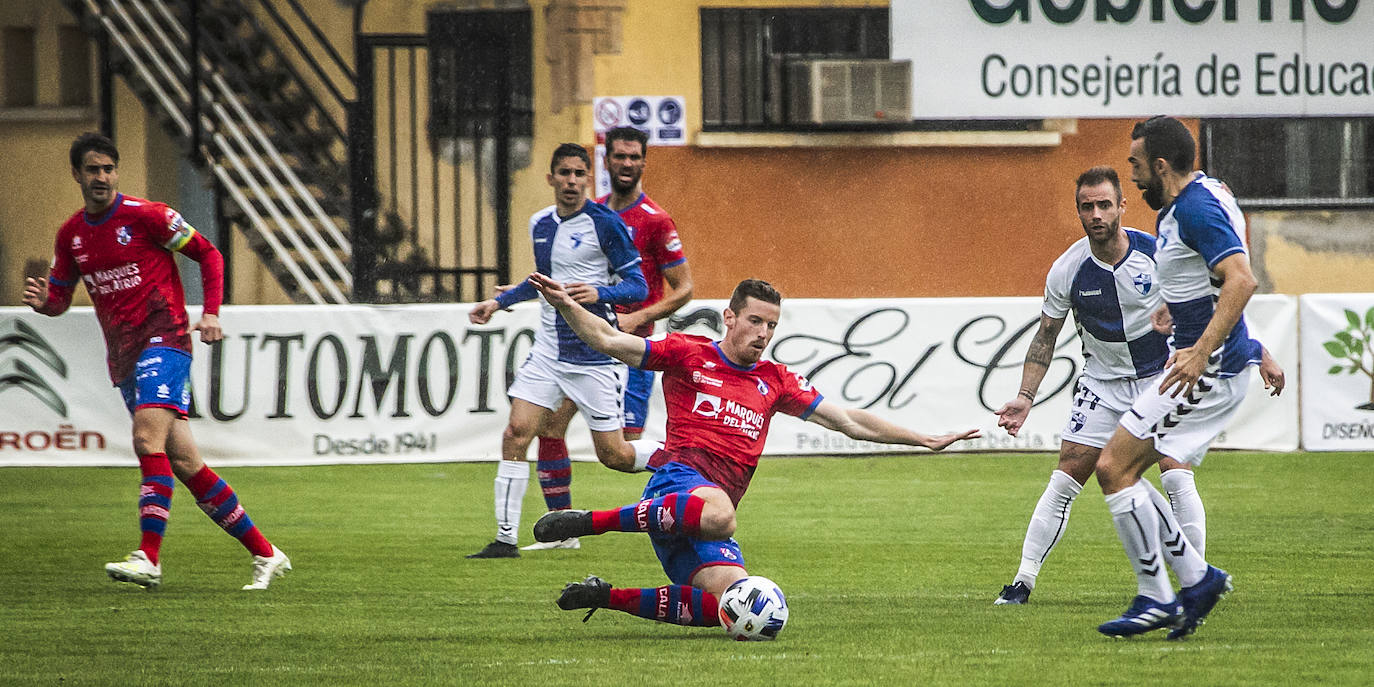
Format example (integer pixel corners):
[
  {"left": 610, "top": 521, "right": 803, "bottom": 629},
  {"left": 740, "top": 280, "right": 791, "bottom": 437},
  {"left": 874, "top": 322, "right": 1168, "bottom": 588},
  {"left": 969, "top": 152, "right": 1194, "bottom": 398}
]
[
  {"left": 528, "top": 272, "right": 647, "bottom": 366},
  {"left": 806, "top": 400, "right": 981, "bottom": 451},
  {"left": 994, "top": 313, "right": 1066, "bottom": 437}
]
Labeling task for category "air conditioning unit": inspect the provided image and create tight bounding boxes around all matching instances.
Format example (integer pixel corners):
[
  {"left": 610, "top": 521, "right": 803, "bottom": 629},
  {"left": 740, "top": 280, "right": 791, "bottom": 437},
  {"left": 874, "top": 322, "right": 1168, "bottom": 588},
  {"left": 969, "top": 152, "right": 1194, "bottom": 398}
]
[{"left": 786, "top": 59, "right": 912, "bottom": 124}]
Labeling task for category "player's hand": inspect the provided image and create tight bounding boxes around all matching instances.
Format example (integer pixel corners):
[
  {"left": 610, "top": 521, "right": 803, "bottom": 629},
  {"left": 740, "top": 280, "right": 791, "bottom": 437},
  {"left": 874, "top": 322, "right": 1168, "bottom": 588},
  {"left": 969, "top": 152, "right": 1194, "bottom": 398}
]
[
  {"left": 469, "top": 299, "right": 500, "bottom": 324},
  {"left": 1259, "top": 353, "right": 1286, "bottom": 397},
  {"left": 922, "top": 428, "right": 983, "bottom": 451},
  {"left": 528, "top": 272, "right": 577, "bottom": 310},
  {"left": 22, "top": 277, "right": 47, "bottom": 310},
  {"left": 564, "top": 282, "right": 599, "bottom": 305},
  {"left": 493, "top": 283, "right": 515, "bottom": 296},
  {"left": 994, "top": 397, "right": 1032, "bottom": 437},
  {"left": 1150, "top": 306, "right": 1173, "bottom": 336},
  {"left": 616, "top": 310, "right": 647, "bottom": 333},
  {"left": 190, "top": 313, "right": 223, "bottom": 344},
  {"left": 1160, "top": 346, "right": 1208, "bottom": 398}
]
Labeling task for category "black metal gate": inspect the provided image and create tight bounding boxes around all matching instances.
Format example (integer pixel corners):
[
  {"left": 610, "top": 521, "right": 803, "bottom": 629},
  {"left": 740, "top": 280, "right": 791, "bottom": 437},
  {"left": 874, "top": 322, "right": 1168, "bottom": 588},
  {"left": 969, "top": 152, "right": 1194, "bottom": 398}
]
[{"left": 349, "top": 10, "right": 532, "bottom": 303}]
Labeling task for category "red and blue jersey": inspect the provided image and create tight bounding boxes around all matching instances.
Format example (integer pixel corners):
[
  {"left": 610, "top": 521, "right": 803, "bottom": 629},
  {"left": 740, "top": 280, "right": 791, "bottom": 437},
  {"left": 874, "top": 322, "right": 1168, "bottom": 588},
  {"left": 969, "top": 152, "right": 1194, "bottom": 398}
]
[
  {"left": 640, "top": 333, "right": 822, "bottom": 505},
  {"left": 598, "top": 192, "right": 687, "bottom": 337},
  {"left": 46, "top": 193, "right": 220, "bottom": 384}
]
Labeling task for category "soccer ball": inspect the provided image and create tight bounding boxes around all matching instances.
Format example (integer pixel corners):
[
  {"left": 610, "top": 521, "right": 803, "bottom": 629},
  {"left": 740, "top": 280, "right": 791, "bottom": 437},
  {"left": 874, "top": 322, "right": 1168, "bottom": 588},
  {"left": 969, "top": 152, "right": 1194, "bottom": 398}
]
[{"left": 717, "top": 575, "right": 789, "bottom": 641}]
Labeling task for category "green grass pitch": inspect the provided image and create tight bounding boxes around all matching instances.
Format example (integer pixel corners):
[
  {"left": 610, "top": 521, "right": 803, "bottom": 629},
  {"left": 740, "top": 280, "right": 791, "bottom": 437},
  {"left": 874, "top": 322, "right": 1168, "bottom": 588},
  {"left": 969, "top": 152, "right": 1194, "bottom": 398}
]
[{"left": 2, "top": 452, "right": 1371, "bottom": 686}]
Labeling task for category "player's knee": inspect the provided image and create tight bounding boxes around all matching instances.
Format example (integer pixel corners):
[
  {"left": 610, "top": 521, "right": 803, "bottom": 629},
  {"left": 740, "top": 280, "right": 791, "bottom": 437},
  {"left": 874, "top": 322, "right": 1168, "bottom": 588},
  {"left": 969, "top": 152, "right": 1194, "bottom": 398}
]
[
  {"left": 699, "top": 506, "right": 736, "bottom": 539},
  {"left": 502, "top": 422, "right": 536, "bottom": 447},
  {"left": 130, "top": 427, "right": 163, "bottom": 457}
]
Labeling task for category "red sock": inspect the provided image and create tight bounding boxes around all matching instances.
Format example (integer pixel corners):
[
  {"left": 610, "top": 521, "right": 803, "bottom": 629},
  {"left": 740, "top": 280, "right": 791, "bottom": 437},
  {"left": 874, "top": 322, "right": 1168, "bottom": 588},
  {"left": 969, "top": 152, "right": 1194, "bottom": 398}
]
[
  {"left": 137, "top": 453, "right": 175, "bottom": 565},
  {"left": 607, "top": 585, "right": 721, "bottom": 626},
  {"left": 591, "top": 492, "right": 705, "bottom": 535},
  {"left": 183, "top": 466, "right": 273, "bottom": 558}
]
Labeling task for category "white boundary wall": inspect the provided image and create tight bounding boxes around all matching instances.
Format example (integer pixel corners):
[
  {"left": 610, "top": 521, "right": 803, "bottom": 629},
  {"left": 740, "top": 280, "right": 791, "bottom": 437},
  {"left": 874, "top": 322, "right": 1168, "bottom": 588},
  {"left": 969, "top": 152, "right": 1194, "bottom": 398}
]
[{"left": 0, "top": 294, "right": 1315, "bottom": 466}]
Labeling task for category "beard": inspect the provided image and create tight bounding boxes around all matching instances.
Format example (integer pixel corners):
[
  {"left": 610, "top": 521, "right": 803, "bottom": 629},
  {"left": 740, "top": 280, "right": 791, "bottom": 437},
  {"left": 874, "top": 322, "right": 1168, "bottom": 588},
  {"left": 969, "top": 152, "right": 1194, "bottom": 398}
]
[
  {"left": 1140, "top": 173, "right": 1166, "bottom": 210},
  {"left": 610, "top": 172, "right": 640, "bottom": 194}
]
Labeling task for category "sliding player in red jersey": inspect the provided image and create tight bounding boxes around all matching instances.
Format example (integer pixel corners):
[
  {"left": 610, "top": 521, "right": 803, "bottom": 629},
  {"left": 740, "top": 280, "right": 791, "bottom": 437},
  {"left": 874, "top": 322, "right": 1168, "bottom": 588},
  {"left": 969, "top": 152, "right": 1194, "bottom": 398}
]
[
  {"left": 528, "top": 273, "right": 980, "bottom": 631},
  {"left": 23, "top": 132, "right": 289, "bottom": 590}
]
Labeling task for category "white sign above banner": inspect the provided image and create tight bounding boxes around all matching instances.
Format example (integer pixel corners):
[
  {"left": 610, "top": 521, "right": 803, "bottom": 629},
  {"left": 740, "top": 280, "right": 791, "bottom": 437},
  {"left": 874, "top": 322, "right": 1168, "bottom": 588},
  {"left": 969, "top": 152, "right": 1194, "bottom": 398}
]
[{"left": 891, "top": 1, "right": 1374, "bottom": 118}]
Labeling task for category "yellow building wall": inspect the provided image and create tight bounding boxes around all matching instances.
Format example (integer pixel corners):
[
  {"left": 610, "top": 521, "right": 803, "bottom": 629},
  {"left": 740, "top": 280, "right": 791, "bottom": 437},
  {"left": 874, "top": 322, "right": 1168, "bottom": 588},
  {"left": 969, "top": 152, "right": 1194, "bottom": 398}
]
[{"left": 3, "top": 0, "right": 1366, "bottom": 304}]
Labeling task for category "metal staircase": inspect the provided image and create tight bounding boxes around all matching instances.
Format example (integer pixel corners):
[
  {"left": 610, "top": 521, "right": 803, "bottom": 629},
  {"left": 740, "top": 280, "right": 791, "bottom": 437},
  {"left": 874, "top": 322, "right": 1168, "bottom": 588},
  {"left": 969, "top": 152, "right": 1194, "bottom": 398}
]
[{"left": 65, "top": 0, "right": 353, "bottom": 303}]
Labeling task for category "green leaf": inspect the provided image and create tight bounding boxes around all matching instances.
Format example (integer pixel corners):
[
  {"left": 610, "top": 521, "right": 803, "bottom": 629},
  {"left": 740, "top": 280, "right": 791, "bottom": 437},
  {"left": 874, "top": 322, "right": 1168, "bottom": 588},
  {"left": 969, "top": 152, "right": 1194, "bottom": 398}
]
[
  {"left": 1335, "top": 331, "right": 1357, "bottom": 349},
  {"left": 1350, "top": 366, "right": 1362, "bottom": 375},
  {"left": 1328, "top": 365, "right": 1346, "bottom": 375},
  {"left": 1354, "top": 339, "right": 1366, "bottom": 357},
  {"left": 1346, "top": 309, "right": 1361, "bottom": 329},
  {"left": 1366, "top": 306, "right": 1374, "bottom": 331},
  {"left": 1324, "top": 340, "right": 1349, "bottom": 358}
]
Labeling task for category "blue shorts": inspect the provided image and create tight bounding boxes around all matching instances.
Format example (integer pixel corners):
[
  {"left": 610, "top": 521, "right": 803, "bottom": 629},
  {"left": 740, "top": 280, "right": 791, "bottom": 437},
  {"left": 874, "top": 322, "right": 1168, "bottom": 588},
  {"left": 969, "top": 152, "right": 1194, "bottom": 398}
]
[
  {"left": 116, "top": 347, "right": 192, "bottom": 416},
  {"left": 623, "top": 367, "right": 655, "bottom": 432},
  {"left": 643, "top": 462, "right": 745, "bottom": 585}
]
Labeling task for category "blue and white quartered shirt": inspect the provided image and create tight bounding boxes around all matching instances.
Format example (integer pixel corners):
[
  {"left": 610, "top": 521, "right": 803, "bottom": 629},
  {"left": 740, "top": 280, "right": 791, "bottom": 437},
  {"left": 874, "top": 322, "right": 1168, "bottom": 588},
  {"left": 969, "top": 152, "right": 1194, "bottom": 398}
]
[
  {"left": 1154, "top": 174, "right": 1262, "bottom": 377},
  {"left": 497, "top": 200, "right": 647, "bottom": 365},
  {"left": 1043, "top": 228, "right": 1169, "bottom": 381}
]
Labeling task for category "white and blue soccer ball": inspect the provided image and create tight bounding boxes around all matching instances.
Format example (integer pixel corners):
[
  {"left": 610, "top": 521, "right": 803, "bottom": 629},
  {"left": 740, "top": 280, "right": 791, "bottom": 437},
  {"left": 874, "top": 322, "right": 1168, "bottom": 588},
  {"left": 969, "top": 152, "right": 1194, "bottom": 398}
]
[{"left": 717, "top": 575, "right": 789, "bottom": 641}]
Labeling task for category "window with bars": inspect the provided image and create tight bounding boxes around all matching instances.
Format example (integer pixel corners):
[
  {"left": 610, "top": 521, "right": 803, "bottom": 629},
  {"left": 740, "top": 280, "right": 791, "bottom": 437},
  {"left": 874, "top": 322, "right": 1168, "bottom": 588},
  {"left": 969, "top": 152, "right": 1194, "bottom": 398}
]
[
  {"left": 700, "top": 7, "right": 889, "bottom": 129},
  {"left": 1204, "top": 118, "right": 1374, "bottom": 207}
]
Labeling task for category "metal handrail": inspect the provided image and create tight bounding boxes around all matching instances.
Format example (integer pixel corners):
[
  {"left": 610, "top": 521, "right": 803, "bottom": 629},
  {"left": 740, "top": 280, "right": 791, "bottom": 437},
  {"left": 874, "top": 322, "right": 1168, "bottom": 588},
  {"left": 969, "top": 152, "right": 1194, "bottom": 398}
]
[
  {"left": 251, "top": 0, "right": 354, "bottom": 106},
  {"left": 148, "top": 0, "right": 354, "bottom": 263},
  {"left": 88, "top": 0, "right": 350, "bottom": 303}
]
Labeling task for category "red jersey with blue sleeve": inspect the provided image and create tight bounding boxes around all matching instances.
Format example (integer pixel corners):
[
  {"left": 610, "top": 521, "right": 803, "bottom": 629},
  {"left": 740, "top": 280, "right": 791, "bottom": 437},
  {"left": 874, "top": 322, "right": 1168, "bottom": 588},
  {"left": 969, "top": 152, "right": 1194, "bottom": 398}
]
[
  {"left": 598, "top": 192, "right": 687, "bottom": 337},
  {"left": 639, "top": 333, "right": 822, "bottom": 504},
  {"left": 45, "top": 194, "right": 222, "bottom": 384}
]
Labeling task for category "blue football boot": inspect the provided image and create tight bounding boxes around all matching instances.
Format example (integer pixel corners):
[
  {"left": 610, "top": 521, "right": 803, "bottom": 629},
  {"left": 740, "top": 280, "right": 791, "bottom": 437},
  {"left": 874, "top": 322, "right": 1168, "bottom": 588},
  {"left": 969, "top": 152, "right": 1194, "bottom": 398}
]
[
  {"left": 1167, "top": 565, "right": 1233, "bottom": 640},
  {"left": 1097, "top": 595, "right": 1183, "bottom": 637}
]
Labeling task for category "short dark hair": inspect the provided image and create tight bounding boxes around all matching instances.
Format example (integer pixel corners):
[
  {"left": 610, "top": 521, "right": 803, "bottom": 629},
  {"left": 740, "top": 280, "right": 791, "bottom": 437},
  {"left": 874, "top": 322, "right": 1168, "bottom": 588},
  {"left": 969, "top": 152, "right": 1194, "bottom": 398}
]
[
  {"left": 1130, "top": 115, "right": 1195, "bottom": 174},
  {"left": 1075, "top": 166, "right": 1122, "bottom": 202},
  {"left": 604, "top": 126, "right": 648, "bottom": 156},
  {"left": 729, "top": 279, "right": 782, "bottom": 313},
  {"left": 70, "top": 132, "right": 119, "bottom": 169},
  {"left": 549, "top": 143, "right": 591, "bottom": 173}
]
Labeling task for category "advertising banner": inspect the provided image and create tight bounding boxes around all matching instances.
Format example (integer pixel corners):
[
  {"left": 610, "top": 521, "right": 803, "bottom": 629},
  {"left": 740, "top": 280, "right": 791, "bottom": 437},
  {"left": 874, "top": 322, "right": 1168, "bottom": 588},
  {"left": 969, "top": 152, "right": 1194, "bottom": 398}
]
[
  {"left": 891, "top": 1, "right": 1374, "bottom": 118},
  {"left": 1299, "top": 294, "right": 1374, "bottom": 450},
  {"left": 1, "top": 296, "right": 1297, "bottom": 466}
]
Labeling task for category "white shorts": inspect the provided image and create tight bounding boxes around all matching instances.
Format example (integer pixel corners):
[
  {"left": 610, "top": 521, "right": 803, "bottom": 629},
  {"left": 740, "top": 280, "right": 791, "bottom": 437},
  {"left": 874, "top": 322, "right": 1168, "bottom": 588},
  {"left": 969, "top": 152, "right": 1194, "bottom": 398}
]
[
  {"left": 1060, "top": 375, "right": 1156, "bottom": 449},
  {"left": 1119, "top": 366, "right": 1253, "bottom": 466},
  {"left": 507, "top": 352, "right": 627, "bottom": 432}
]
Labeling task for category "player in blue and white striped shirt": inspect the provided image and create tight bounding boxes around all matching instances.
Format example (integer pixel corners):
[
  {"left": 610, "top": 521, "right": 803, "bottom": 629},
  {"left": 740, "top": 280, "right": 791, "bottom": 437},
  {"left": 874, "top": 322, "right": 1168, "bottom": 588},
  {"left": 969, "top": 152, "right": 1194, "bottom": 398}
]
[
  {"left": 993, "top": 166, "right": 1247, "bottom": 608},
  {"left": 1095, "top": 116, "right": 1265, "bottom": 639},
  {"left": 466, "top": 143, "right": 649, "bottom": 559}
]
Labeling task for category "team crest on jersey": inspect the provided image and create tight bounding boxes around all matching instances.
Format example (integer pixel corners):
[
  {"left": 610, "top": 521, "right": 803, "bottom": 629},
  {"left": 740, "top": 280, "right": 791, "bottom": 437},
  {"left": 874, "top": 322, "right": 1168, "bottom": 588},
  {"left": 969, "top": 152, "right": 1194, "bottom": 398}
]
[
  {"left": 71, "top": 235, "right": 82, "bottom": 250},
  {"left": 569, "top": 231, "right": 585, "bottom": 248},
  {"left": 757, "top": 379, "right": 770, "bottom": 396},
  {"left": 1070, "top": 410, "right": 1086, "bottom": 433},
  {"left": 116, "top": 226, "right": 132, "bottom": 245},
  {"left": 1133, "top": 272, "right": 1153, "bottom": 295}
]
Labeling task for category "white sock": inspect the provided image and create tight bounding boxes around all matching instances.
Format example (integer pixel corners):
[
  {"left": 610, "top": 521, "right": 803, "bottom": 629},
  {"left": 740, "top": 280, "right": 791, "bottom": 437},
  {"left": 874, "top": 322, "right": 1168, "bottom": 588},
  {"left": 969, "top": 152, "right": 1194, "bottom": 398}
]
[
  {"left": 1160, "top": 468, "right": 1206, "bottom": 558},
  {"left": 628, "top": 439, "right": 663, "bottom": 472},
  {"left": 1104, "top": 481, "right": 1175, "bottom": 604},
  {"left": 1014, "top": 470, "right": 1083, "bottom": 588},
  {"left": 494, "top": 460, "right": 529, "bottom": 545},
  {"left": 1140, "top": 480, "right": 1207, "bottom": 587}
]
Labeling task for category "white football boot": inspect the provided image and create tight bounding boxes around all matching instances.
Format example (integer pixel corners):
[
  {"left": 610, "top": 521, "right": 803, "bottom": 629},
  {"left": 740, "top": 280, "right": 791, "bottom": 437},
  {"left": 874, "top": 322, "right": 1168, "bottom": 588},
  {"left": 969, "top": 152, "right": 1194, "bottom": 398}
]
[
  {"left": 105, "top": 550, "right": 162, "bottom": 589},
  {"left": 242, "top": 546, "right": 292, "bottom": 590},
  {"left": 520, "top": 537, "right": 581, "bottom": 551}
]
